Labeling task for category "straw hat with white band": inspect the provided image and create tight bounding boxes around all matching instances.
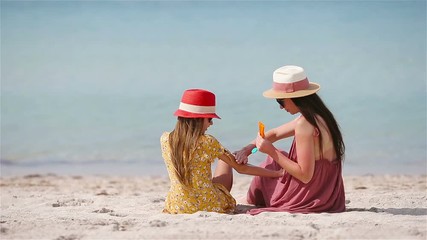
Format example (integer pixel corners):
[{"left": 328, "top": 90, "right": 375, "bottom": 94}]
[
  {"left": 174, "top": 89, "right": 221, "bottom": 119},
  {"left": 263, "top": 65, "right": 320, "bottom": 99}
]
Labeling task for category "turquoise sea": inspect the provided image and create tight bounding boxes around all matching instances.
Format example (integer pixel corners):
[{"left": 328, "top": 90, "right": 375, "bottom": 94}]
[{"left": 1, "top": 1, "right": 426, "bottom": 176}]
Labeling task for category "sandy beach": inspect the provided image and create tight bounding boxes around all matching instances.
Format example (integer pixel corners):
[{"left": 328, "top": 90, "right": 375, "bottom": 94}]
[{"left": 0, "top": 173, "right": 426, "bottom": 240}]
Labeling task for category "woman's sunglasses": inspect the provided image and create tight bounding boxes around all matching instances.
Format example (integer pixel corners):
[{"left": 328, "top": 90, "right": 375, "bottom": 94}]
[{"left": 276, "top": 99, "right": 285, "bottom": 108}]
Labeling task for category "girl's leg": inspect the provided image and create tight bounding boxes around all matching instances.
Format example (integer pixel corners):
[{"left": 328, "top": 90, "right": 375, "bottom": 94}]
[{"left": 212, "top": 160, "right": 233, "bottom": 192}]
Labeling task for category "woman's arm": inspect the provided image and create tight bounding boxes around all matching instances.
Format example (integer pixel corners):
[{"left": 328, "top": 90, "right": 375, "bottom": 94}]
[
  {"left": 218, "top": 150, "right": 283, "bottom": 178},
  {"left": 232, "top": 143, "right": 256, "bottom": 165},
  {"left": 234, "top": 117, "right": 299, "bottom": 164},
  {"left": 255, "top": 117, "right": 316, "bottom": 183},
  {"left": 266, "top": 117, "right": 298, "bottom": 142}
]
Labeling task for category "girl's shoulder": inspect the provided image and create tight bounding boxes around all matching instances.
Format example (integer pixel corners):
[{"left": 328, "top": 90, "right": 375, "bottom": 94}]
[
  {"left": 199, "top": 134, "right": 223, "bottom": 150},
  {"left": 201, "top": 134, "right": 218, "bottom": 143},
  {"left": 201, "top": 134, "right": 224, "bottom": 154},
  {"left": 160, "top": 132, "right": 170, "bottom": 142}
]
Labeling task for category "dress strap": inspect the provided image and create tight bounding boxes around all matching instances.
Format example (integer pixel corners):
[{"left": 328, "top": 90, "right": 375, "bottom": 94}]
[
  {"left": 288, "top": 139, "right": 298, "bottom": 161},
  {"left": 313, "top": 128, "right": 320, "bottom": 137}
]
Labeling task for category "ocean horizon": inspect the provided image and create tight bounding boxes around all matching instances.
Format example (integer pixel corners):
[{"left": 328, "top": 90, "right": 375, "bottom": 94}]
[{"left": 1, "top": 1, "right": 426, "bottom": 176}]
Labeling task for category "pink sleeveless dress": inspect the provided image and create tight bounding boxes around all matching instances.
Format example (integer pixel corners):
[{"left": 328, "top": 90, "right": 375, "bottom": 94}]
[{"left": 246, "top": 139, "right": 345, "bottom": 215}]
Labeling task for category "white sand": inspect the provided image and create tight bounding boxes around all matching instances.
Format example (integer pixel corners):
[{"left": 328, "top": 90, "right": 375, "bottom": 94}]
[{"left": 1, "top": 174, "right": 426, "bottom": 240}]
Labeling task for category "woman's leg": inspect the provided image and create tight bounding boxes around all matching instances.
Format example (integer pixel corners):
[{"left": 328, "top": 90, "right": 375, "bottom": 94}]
[
  {"left": 246, "top": 151, "right": 288, "bottom": 206},
  {"left": 212, "top": 160, "right": 233, "bottom": 192}
]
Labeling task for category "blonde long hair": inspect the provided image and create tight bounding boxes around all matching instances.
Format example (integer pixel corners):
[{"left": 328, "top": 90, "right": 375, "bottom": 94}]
[{"left": 168, "top": 117, "right": 205, "bottom": 186}]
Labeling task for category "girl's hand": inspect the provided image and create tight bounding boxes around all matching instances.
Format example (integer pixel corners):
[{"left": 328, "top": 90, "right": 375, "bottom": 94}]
[
  {"left": 277, "top": 168, "right": 285, "bottom": 177},
  {"left": 255, "top": 133, "right": 276, "bottom": 156},
  {"left": 270, "top": 169, "right": 284, "bottom": 178}
]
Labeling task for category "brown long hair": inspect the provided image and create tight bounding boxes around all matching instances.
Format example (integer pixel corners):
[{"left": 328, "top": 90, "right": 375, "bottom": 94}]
[
  {"left": 168, "top": 117, "right": 205, "bottom": 186},
  {"left": 291, "top": 93, "right": 345, "bottom": 161}
]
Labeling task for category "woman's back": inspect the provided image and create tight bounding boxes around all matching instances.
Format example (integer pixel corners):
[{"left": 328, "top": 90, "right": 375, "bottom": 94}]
[{"left": 313, "top": 115, "right": 337, "bottom": 162}]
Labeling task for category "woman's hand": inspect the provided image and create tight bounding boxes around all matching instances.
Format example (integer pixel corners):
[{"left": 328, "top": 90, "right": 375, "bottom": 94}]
[
  {"left": 233, "top": 145, "right": 254, "bottom": 165},
  {"left": 255, "top": 133, "right": 277, "bottom": 156}
]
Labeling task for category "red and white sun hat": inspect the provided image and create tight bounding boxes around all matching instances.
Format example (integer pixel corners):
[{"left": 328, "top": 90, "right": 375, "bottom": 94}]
[
  {"left": 263, "top": 65, "right": 320, "bottom": 99},
  {"left": 174, "top": 89, "right": 221, "bottom": 119}
]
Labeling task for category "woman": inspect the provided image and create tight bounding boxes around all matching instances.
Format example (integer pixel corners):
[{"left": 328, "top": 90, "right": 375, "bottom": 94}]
[{"left": 234, "top": 65, "right": 346, "bottom": 215}]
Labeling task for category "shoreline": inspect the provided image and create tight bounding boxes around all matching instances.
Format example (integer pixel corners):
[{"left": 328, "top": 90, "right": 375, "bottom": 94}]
[
  {"left": 2, "top": 160, "right": 425, "bottom": 178},
  {"left": 1, "top": 173, "right": 426, "bottom": 239}
]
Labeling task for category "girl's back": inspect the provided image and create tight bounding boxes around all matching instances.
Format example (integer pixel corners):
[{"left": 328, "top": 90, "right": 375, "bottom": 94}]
[{"left": 160, "top": 132, "right": 236, "bottom": 214}]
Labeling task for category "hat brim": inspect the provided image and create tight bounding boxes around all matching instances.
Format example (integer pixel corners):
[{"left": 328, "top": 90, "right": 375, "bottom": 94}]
[
  {"left": 263, "top": 83, "right": 320, "bottom": 99},
  {"left": 174, "top": 110, "right": 221, "bottom": 119}
]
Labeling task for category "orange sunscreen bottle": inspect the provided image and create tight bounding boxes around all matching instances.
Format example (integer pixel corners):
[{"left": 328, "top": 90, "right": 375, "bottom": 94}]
[{"left": 251, "top": 121, "right": 265, "bottom": 154}]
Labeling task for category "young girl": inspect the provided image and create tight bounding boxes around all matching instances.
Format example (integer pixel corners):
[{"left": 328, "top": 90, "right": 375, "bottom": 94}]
[
  {"left": 234, "top": 65, "right": 346, "bottom": 214},
  {"left": 160, "top": 89, "right": 283, "bottom": 214}
]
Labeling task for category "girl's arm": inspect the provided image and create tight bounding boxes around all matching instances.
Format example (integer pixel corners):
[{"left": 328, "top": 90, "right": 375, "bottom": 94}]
[
  {"left": 234, "top": 117, "right": 299, "bottom": 164},
  {"left": 218, "top": 150, "right": 283, "bottom": 178},
  {"left": 255, "top": 117, "right": 316, "bottom": 183}
]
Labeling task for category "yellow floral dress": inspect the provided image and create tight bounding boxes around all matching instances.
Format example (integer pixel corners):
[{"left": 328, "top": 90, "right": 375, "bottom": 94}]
[{"left": 160, "top": 132, "right": 236, "bottom": 214}]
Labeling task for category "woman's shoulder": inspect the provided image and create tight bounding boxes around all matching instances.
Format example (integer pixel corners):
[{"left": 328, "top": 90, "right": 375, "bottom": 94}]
[
  {"left": 295, "top": 116, "right": 316, "bottom": 135},
  {"left": 296, "top": 115, "right": 329, "bottom": 137},
  {"left": 295, "top": 115, "right": 312, "bottom": 127}
]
